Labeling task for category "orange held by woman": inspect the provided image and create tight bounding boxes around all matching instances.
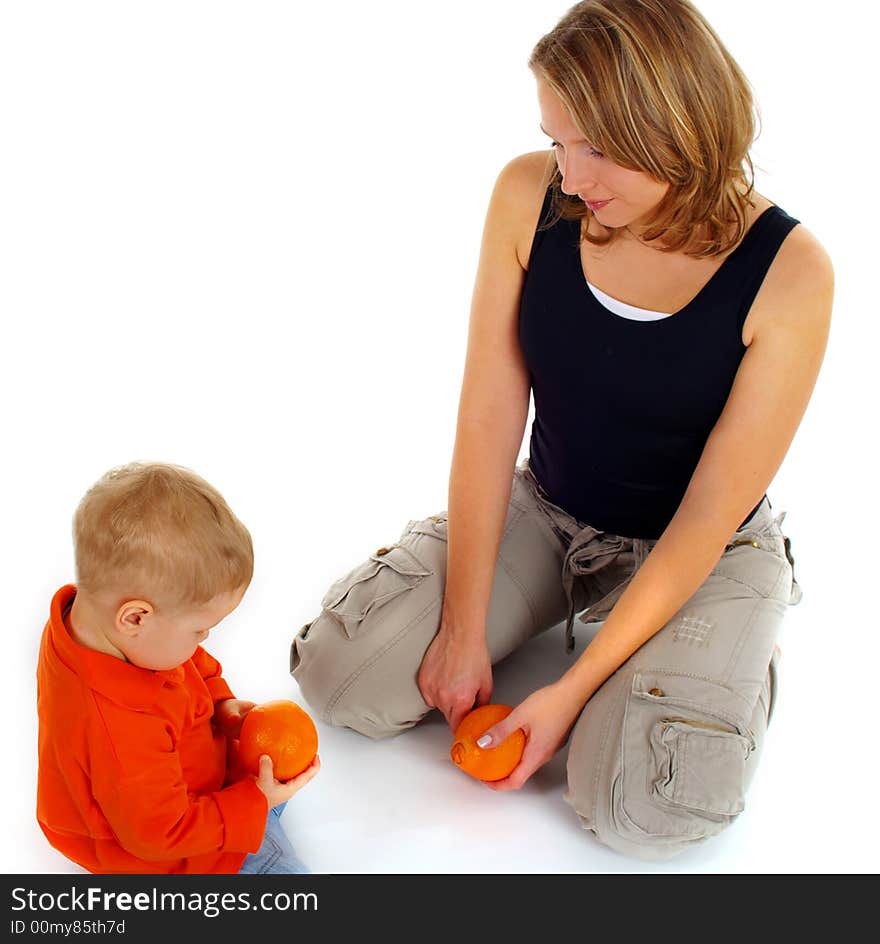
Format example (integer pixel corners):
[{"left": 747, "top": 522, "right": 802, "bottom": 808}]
[
  {"left": 450, "top": 704, "right": 525, "bottom": 782},
  {"left": 238, "top": 700, "right": 318, "bottom": 781}
]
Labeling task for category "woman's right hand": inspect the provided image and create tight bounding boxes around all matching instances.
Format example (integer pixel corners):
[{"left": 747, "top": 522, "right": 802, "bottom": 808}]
[{"left": 417, "top": 625, "right": 493, "bottom": 732}]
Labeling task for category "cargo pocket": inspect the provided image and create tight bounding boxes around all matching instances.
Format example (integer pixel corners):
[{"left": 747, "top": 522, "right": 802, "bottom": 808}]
[
  {"left": 320, "top": 544, "right": 432, "bottom": 639},
  {"left": 620, "top": 671, "right": 755, "bottom": 838},
  {"left": 650, "top": 720, "right": 750, "bottom": 816}
]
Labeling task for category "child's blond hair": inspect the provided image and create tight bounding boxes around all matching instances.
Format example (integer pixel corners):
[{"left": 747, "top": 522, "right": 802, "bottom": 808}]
[{"left": 73, "top": 462, "right": 254, "bottom": 607}]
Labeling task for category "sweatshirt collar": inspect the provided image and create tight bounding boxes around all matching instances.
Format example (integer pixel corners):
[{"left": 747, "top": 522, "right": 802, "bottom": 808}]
[{"left": 48, "top": 585, "right": 184, "bottom": 709}]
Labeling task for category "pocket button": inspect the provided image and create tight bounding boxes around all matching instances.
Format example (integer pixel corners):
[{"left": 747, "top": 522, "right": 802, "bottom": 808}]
[
  {"left": 649, "top": 688, "right": 665, "bottom": 697},
  {"left": 375, "top": 547, "right": 390, "bottom": 556}
]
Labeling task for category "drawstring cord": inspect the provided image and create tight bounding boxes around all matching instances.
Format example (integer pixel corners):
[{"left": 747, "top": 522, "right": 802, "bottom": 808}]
[{"left": 560, "top": 528, "right": 653, "bottom": 652}]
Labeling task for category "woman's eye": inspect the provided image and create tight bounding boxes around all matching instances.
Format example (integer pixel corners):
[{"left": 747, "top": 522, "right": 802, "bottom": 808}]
[{"left": 549, "top": 140, "right": 603, "bottom": 159}]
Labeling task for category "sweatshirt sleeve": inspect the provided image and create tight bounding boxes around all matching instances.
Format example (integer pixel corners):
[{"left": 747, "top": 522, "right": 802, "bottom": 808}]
[
  {"left": 87, "top": 696, "right": 267, "bottom": 862},
  {"left": 191, "top": 646, "right": 236, "bottom": 705}
]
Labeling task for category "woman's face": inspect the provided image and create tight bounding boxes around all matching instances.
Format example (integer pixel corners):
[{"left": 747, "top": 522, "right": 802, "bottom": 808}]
[{"left": 536, "top": 77, "right": 669, "bottom": 234}]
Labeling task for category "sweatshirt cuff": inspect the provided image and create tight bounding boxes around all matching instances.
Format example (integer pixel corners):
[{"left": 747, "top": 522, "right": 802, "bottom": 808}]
[
  {"left": 213, "top": 779, "right": 268, "bottom": 853},
  {"left": 205, "top": 676, "right": 235, "bottom": 704}
]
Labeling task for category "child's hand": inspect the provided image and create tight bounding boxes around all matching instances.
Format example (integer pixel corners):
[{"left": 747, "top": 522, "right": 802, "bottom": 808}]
[
  {"left": 213, "top": 698, "right": 257, "bottom": 738},
  {"left": 255, "top": 754, "right": 321, "bottom": 809}
]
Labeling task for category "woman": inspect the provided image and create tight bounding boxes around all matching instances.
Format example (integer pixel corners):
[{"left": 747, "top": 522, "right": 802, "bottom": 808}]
[{"left": 290, "top": 0, "right": 832, "bottom": 860}]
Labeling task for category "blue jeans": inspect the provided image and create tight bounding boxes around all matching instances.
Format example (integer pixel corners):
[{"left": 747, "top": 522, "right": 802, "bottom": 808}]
[{"left": 239, "top": 803, "right": 309, "bottom": 874}]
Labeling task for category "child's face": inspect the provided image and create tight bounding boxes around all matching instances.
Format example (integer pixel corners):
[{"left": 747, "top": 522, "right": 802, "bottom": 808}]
[{"left": 120, "top": 586, "right": 247, "bottom": 671}]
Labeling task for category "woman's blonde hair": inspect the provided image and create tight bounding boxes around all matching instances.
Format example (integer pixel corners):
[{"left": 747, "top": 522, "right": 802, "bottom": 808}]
[
  {"left": 73, "top": 462, "right": 254, "bottom": 607},
  {"left": 529, "top": 0, "right": 757, "bottom": 257}
]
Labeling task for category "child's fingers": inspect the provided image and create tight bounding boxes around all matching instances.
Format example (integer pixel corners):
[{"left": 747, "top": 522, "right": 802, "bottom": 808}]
[
  {"left": 257, "top": 754, "right": 275, "bottom": 786},
  {"left": 278, "top": 755, "right": 321, "bottom": 796},
  {"left": 297, "top": 754, "right": 321, "bottom": 782},
  {"left": 256, "top": 754, "right": 320, "bottom": 806},
  {"left": 289, "top": 755, "right": 321, "bottom": 787}
]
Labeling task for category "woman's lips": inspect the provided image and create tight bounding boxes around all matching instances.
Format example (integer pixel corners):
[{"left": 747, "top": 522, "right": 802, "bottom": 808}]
[{"left": 585, "top": 199, "right": 612, "bottom": 211}]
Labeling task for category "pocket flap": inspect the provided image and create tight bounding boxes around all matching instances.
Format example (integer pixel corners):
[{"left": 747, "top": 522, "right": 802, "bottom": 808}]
[
  {"left": 400, "top": 515, "right": 448, "bottom": 542},
  {"left": 367, "top": 545, "right": 432, "bottom": 578},
  {"left": 321, "top": 558, "right": 384, "bottom": 611},
  {"left": 320, "top": 545, "right": 432, "bottom": 639},
  {"left": 632, "top": 670, "right": 753, "bottom": 733}
]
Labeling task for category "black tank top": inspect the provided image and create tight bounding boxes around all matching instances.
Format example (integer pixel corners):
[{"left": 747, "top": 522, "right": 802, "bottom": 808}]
[{"left": 519, "top": 187, "right": 800, "bottom": 539}]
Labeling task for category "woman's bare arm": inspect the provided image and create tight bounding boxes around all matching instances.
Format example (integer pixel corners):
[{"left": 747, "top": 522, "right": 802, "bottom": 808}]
[
  {"left": 559, "top": 224, "right": 834, "bottom": 707},
  {"left": 417, "top": 152, "right": 549, "bottom": 731}
]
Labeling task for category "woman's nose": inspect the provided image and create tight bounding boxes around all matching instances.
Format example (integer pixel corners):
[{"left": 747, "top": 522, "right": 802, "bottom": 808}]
[{"left": 559, "top": 155, "right": 596, "bottom": 196}]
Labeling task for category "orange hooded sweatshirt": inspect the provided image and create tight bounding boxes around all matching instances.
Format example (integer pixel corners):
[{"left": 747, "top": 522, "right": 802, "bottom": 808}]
[{"left": 36, "top": 585, "right": 268, "bottom": 873}]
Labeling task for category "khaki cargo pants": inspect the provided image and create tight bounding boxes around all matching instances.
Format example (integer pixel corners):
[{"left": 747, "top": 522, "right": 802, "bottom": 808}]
[{"left": 290, "top": 459, "right": 800, "bottom": 860}]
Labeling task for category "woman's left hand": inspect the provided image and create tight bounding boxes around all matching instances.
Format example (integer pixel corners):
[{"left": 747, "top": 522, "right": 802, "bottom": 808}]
[{"left": 476, "top": 681, "right": 586, "bottom": 791}]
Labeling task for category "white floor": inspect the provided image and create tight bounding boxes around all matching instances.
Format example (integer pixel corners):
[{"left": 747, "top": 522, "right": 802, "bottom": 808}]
[
  {"left": 3, "top": 0, "right": 877, "bottom": 878},
  {"left": 8, "top": 600, "right": 871, "bottom": 875}
]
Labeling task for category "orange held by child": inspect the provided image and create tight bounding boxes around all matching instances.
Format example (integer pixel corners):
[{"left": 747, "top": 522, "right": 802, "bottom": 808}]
[
  {"left": 238, "top": 699, "right": 319, "bottom": 781},
  {"left": 450, "top": 704, "right": 525, "bottom": 782}
]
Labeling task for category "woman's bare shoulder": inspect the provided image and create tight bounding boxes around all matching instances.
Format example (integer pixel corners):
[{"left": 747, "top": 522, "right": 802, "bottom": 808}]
[
  {"left": 488, "top": 151, "right": 555, "bottom": 270},
  {"left": 745, "top": 208, "right": 833, "bottom": 345},
  {"left": 753, "top": 193, "right": 832, "bottom": 281},
  {"left": 759, "top": 196, "right": 833, "bottom": 300},
  {"left": 775, "top": 219, "right": 833, "bottom": 281}
]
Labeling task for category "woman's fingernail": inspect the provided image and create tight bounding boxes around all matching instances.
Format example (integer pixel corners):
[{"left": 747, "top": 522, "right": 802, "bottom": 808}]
[{"left": 476, "top": 735, "right": 492, "bottom": 748}]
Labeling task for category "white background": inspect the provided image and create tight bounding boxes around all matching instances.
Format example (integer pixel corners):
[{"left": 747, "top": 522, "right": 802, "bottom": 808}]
[{"left": 1, "top": 0, "right": 875, "bottom": 874}]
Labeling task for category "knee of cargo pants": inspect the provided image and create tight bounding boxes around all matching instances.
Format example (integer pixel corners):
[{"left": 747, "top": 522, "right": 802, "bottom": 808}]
[
  {"left": 289, "top": 514, "right": 450, "bottom": 739},
  {"left": 290, "top": 466, "right": 571, "bottom": 739},
  {"left": 563, "top": 504, "right": 793, "bottom": 859},
  {"left": 564, "top": 659, "right": 775, "bottom": 861}
]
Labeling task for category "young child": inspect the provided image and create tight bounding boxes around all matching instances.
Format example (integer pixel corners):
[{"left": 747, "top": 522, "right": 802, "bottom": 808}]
[{"left": 36, "top": 461, "right": 320, "bottom": 874}]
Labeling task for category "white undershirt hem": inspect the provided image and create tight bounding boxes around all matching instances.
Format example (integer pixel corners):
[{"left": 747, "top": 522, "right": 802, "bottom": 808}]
[{"left": 586, "top": 280, "right": 674, "bottom": 321}]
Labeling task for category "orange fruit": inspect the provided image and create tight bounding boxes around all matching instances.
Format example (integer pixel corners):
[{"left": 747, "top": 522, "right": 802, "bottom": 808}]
[
  {"left": 238, "top": 700, "right": 318, "bottom": 781},
  {"left": 450, "top": 704, "right": 525, "bottom": 782}
]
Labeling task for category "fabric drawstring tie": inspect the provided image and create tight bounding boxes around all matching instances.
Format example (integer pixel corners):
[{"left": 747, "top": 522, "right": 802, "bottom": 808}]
[{"left": 561, "top": 527, "right": 653, "bottom": 653}]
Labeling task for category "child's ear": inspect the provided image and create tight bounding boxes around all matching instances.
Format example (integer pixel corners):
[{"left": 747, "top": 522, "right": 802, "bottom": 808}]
[{"left": 115, "top": 600, "right": 155, "bottom": 638}]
